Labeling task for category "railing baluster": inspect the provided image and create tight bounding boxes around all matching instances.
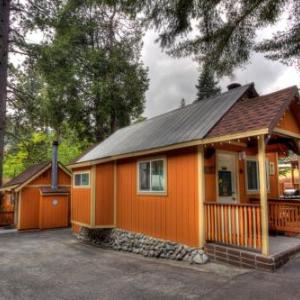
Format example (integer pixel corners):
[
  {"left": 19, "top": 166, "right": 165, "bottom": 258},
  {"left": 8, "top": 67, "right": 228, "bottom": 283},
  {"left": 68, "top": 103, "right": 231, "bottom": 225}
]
[
  {"left": 236, "top": 207, "right": 240, "bottom": 246},
  {"left": 267, "top": 200, "right": 300, "bottom": 235},
  {"left": 228, "top": 206, "right": 232, "bottom": 245},
  {"left": 252, "top": 207, "right": 257, "bottom": 249},
  {"left": 204, "top": 202, "right": 262, "bottom": 251},
  {"left": 221, "top": 205, "right": 225, "bottom": 243},
  {"left": 248, "top": 207, "right": 252, "bottom": 248}
]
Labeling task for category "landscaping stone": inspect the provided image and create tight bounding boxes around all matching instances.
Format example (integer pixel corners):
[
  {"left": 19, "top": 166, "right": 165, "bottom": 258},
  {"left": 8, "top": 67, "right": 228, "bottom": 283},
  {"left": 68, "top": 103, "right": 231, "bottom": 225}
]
[{"left": 77, "top": 227, "right": 209, "bottom": 264}]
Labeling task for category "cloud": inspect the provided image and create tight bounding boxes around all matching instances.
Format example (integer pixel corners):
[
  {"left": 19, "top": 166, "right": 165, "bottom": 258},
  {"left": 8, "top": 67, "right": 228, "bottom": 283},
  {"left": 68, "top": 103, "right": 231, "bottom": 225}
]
[{"left": 142, "top": 30, "right": 299, "bottom": 119}]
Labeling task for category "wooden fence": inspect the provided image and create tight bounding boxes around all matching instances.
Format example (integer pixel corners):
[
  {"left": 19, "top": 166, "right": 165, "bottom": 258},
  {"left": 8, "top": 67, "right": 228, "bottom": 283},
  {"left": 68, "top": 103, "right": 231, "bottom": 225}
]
[
  {"left": 269, "top": 200, "right": 300, "bottom": 234},
  {"left": 205, "top": 202, "right": 262, "bottom": 250},
  {"left": 0, "top": 211, "right": 14, "bottom": 226}
]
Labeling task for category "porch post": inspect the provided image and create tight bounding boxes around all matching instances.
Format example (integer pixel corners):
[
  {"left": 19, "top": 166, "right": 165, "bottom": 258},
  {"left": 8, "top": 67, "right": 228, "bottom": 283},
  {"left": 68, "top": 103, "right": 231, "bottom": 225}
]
[
  {"left": 197, "top": 145, "right": 206, "bottom": 248},
  {"left": 258, "top": 135, "right": 270, "bottom": 256}
]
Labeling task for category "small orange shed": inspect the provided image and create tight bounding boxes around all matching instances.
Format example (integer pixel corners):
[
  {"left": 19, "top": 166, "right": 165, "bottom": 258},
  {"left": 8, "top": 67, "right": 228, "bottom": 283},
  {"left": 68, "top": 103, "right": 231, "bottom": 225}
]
[{"left": 0, "top": 143, "right": 72, "bottom": 230}]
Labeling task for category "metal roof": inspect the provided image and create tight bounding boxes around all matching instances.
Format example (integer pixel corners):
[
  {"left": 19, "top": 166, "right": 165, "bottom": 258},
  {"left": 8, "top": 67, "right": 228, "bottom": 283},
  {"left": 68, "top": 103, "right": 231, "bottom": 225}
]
[{"left": 77, "top": 84, "right": 253, "bottom": 163}]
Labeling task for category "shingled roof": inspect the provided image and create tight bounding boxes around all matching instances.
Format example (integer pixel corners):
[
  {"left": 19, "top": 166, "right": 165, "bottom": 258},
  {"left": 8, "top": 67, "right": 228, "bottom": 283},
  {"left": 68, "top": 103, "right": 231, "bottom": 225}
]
[
  {"left": 1, "top": 161, "right": 50, "bottom": 189},
  {"left": 1, "top": 161, "right": 71, "bottom": 191},
  {"left": 207, "top": 86, "right": 298, "bottom": 138},
  {"left": 76, "top": 83, "right": 255, "bottom": 163}
]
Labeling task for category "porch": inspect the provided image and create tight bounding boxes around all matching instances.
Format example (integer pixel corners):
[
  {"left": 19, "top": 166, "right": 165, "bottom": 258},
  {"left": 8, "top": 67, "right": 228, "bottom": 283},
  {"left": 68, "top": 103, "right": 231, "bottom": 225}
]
[
  {"left": 198, "top": 123, "right": 300, "bottom": 269},
  {"left": 204, "top": 199, "right": 300, "bottom": 252}
]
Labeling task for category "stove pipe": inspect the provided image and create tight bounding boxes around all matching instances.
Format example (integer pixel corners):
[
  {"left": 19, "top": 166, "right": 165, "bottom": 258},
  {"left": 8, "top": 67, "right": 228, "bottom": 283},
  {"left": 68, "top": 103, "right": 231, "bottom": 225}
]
[{"left": 51, "top": 141, "right": 59, "bottom": 190}]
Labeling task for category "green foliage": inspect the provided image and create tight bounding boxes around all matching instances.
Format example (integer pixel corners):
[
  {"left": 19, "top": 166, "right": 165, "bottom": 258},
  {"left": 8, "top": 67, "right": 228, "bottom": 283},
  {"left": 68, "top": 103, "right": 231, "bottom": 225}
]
[
  {"left": 143, "top": 0, "right": 300, "bottom": 76},
  {"left": 33, "top": 0, "right": 149, "bottom": 142},
  {"left": 196, "top": 64, "right": 221, "bottom": 101},
  {"left": 4, "top": 0, "right": 149, "bottom": 182},
  {"left": 4, "top": 127, "right": 89, "bottom": 179}
]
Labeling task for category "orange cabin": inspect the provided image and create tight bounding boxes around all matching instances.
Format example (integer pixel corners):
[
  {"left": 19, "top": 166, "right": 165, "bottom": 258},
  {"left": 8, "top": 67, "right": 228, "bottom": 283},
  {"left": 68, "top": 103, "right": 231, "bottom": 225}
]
[
  {"left": 69, "top": 83, "right": 300, "bottom": 256},
  {"left": 0, "top": 161, "right": 72, "bottom": 230}
]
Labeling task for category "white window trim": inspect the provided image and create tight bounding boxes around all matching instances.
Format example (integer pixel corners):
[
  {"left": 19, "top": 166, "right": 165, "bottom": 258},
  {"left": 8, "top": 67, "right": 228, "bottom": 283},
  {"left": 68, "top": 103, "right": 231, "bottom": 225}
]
[
  {"left": 216, "top": 150, "right": 240, "bottom": 203},
  {"left": 245, "top": 156, "right": 270, "bottom": 194},
  {"left": 137, "top": 157, "right": 167, "bottom": 195},
  {"left": 73, "top": 171, "right": 91, "bottom": 188}
]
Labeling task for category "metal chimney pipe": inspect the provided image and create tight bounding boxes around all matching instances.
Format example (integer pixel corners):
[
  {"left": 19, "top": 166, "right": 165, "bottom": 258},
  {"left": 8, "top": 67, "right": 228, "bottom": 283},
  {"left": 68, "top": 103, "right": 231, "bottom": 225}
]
[{"left": 51, "top": 141, "right": 59, "bottom": 190}]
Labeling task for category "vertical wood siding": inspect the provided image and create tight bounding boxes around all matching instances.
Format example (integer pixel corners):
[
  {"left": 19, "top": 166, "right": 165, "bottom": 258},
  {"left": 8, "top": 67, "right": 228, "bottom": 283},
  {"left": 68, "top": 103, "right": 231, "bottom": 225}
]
[
  {"left": 18, "top": 167, "right": 71, "bottom": 230},
  {"left": 30, "top": 168, "right": 71, "bottom": 185},
  {"left": 95, "top": 163, "right": 114, "bottom": 226},
  {"left": 204, "top": 148, "right": 279, "bottom": 203},
  {"left": 71, "top": 188, "right": 91, "bottom": 225},
  {"left": 39, "top": 194, "right": 69, "bottom": 229},
  {"left": 277, "top": 109, "right": 300, "bottom": 134},
  {"left": 204, "top": 155, "right": 216, "bottom": 202},
  {"left": 71, "top": 167, "right": 91, "bottom": 225},
  {"left": 19, "top": 187, "right": 40, "bottom": 229},
  {"left": 116, "top": 148, "right": 199, "bottom": 247}
]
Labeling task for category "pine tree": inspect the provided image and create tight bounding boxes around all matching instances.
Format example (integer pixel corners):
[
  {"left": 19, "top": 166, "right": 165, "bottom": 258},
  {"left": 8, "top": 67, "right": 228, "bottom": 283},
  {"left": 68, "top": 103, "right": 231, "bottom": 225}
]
[
  {"left": 180, "top": 98, "right": 186, "bottom": 108},
  {"left": 196, "top": 66, "right": 221, "bottom": 101},
  {"left": 0, "top": 0, "right": 10, "bottom": 188},
  {"left": 142, "top": 0, "right": 300, "bottom": 75}
]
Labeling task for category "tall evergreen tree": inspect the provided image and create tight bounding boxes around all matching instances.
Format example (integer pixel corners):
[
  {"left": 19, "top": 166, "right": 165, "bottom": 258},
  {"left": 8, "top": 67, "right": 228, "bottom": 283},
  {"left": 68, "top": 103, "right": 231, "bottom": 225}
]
[
  {"left": 35, "top": 0, "right": 149, "bottom": 142},
  {"left": 0, "top": 0, "right": 11, "bottom": 188},
  {"left": 196, "top": 66, "right": 221, "bottom": 101},
  {"left": 2, "top": 0, "right": 148, "bottom": 180}
]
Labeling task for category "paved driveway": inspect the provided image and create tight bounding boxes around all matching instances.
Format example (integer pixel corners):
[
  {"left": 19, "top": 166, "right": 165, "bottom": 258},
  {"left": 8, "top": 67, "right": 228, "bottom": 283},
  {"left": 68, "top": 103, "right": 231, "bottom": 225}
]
[{"left": 0, "top": 229, "right": 300, "bottom": 300}]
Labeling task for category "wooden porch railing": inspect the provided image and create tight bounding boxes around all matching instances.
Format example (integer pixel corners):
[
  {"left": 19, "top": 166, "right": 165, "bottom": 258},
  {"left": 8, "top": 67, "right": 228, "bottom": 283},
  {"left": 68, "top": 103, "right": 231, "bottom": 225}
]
[
  {"left": 205, "top": 202, "right": 262, "bottom": 250},
  {"left": 269, "top": 200, "right": 300, "bottom": 234},
  {"left": 0, "top": 211, "right": 14, "bottom": 226}
]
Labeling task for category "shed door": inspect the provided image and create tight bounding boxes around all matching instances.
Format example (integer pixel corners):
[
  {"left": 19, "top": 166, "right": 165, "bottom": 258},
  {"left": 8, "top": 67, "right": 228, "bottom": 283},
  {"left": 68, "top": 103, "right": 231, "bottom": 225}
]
[{"left": 217, "top": 152, "right": 239, "bottom": 203}]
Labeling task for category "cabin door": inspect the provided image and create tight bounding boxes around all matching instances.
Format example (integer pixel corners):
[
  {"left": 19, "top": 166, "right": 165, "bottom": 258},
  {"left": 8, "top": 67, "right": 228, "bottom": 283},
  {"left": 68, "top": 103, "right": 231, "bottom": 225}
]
[{"left": 217, "top": 152, "right": 239, "bottom": 203}]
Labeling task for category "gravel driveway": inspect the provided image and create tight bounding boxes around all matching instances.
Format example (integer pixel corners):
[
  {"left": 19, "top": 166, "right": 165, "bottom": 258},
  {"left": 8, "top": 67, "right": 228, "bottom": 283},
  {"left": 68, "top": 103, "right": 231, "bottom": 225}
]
[{"left": 0, "top": 229, "right": 300, "bottom": 300}]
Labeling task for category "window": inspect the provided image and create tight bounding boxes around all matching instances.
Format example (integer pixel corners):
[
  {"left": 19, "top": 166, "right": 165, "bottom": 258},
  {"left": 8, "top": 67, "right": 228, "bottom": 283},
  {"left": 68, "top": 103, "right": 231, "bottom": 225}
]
[
  {"left": 246, "top": 160, "right": 259, "bottom": 191},
  {"left": 246, "top": 158, "right": 270, "bottom": 192},
  {"left": 138, "top": 158, "right": 166, "bottom": 193},
  {"left": 74, "top": 172, "right": 90, "bottom": 187}
]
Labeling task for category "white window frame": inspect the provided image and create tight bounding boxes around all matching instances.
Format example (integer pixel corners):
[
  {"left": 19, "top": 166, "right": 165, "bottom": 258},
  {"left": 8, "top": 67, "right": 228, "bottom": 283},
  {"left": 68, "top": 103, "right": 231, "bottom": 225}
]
[
  {"left": 137, "top": 157, "right": 167, "bottom": 195},
  {"left": 73, "top": 171, "right": 91, "bottom": 188},
  {"left": 245, "top": 156, "right": 270, "bottom": 193}
]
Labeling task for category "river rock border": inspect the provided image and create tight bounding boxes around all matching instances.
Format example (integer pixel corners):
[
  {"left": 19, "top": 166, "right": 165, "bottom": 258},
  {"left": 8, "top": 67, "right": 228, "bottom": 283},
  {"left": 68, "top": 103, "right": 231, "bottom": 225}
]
[{"left": 77, "top": 227, "right": 208, "bottom": 264}]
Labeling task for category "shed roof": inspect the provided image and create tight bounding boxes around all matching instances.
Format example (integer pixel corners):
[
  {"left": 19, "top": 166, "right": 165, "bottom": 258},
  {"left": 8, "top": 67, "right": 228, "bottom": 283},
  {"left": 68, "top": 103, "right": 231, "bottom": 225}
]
[
  {"left": 2, "top": 161, "right": 50, "bottom": 189},
  {"left": 1, "top": 161, "right": 71, "bottom": 191},
  {"left": 76, "top": 83, "right": 254, "bottom": 163}
]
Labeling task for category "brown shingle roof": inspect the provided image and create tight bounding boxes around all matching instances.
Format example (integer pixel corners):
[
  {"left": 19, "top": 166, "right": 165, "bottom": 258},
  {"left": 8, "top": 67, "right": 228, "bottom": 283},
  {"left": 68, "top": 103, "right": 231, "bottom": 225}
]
[
  {"left": 206, "top": 86, "right": 299, "bottom": 138},
  {"left": 2, "top": 161, "right": 50, "bottom": 189}
]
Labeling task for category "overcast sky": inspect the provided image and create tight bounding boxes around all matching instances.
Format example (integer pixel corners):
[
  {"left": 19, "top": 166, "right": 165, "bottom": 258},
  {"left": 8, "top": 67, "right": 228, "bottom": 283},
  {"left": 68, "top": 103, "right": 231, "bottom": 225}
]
[
  {"left": 12, "top": 15, "right": 300, "bottom": 120},
  {"left": 142, "top": 29, "right": 299, "bottom": 118}
]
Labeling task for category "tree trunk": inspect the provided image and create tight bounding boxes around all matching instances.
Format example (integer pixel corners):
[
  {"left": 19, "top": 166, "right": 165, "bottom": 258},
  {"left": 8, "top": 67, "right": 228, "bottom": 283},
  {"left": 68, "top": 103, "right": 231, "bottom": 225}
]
[{"left": 0, "top": 0, "right": 10, "bottom": 188}]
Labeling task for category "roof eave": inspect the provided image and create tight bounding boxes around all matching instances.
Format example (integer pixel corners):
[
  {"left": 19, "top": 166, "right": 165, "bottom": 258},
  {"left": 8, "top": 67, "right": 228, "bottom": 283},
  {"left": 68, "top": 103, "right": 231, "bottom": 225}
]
[
  {"left": 268, "top": 86, "right": 299, "bottom": 135},
  {"left": 0, "top": 184, "right": 19, "bottom": 192},
  {"left": 68, "top": 128, "right": 269, "bottom": 169}
]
